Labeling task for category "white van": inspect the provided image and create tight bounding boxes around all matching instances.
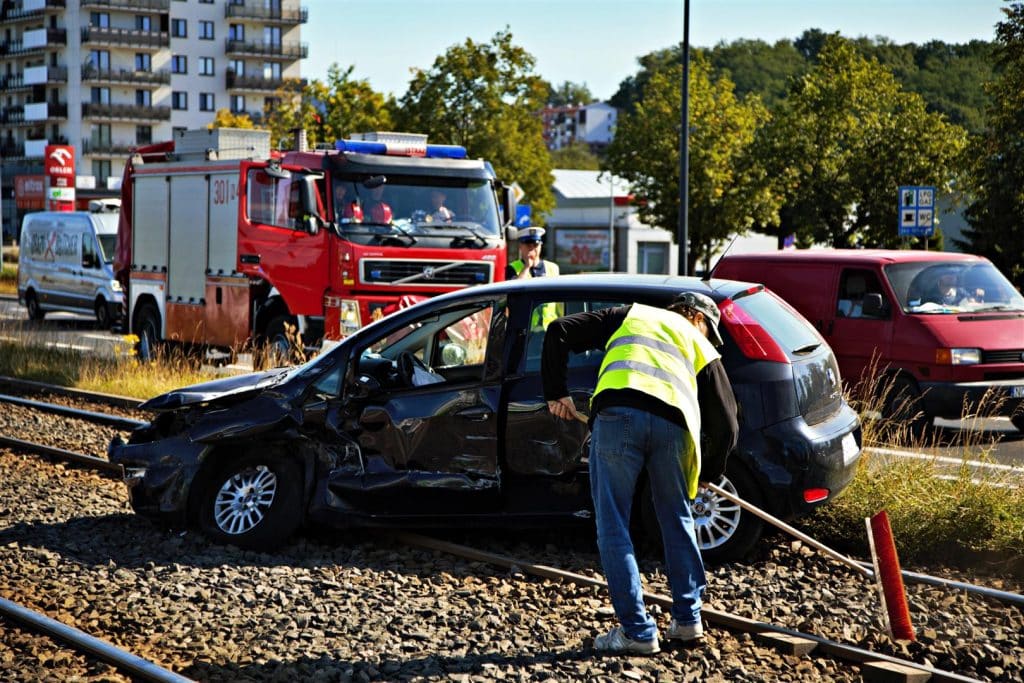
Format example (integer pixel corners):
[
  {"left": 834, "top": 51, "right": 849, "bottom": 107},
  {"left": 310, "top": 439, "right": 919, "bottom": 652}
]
[{"left": 17, "top": 201, "right": 124, "bottom": 328}]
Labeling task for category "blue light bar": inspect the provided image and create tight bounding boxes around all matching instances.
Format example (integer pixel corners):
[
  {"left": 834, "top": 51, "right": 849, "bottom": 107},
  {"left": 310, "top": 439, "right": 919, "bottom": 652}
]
[
  {"left": 424, "top": 144, "right": 467, "bottom": 159},
  {"left": 335, "top": 139, "right": 467, "bottom": 159}
]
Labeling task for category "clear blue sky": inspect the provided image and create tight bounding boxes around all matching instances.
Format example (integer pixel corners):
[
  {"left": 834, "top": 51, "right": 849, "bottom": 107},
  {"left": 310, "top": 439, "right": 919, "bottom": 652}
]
[{"left": 303, "top": 0, "right": 1005, "bottom": 101}]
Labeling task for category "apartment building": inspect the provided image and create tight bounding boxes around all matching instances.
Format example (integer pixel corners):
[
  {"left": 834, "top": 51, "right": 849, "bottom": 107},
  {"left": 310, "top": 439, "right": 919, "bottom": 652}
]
[
  {"left": 540, "top": 101, "right": 617, "bottom": 152},
  {"left": 0, "top": 0, "right": 306, "bottom": 240}
]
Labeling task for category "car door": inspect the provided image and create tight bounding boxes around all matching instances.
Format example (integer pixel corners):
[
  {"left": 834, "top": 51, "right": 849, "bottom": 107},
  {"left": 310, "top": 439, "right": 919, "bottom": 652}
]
[
  {"left": 827, "top": 267, "right": 895, "bottom": 388},
  {"left": 332, "top": 297, "right": 505, "bottom": 514}
]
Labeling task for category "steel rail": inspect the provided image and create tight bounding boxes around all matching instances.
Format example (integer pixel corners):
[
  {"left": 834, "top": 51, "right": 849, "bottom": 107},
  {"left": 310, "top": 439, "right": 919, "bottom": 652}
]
[
  {"left": 0, "top": 375, "right": 144, "bottom": 409},
  {"left": 0, "top": 596, "right": 194, "bottom": 683},
  {"left": 0, "top": 435, "right": 123, "bottom": 475},
  {"left": 396, "top": 532, "right": 981, "bottom": 683},
  {"left": 0, "top": 393, "right": 145, "bottom": 430}
]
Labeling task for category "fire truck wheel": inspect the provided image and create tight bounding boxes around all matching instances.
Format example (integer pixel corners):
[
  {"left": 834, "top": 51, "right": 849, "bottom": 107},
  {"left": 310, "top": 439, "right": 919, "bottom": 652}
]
[
  {"left": 133, "top": 302, "right": 162, "bottom": 362},
  {"left": 256, "top": 315, "right": 298, "bottom": 369},
  {"left": 25, "top": 290, "right": 46, "bottom": 321}
]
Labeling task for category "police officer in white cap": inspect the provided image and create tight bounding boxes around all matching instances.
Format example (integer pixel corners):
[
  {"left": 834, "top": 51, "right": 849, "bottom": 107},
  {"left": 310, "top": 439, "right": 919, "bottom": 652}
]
[{"left": 506, "top": 226, "right": 560, "bottom": 280}]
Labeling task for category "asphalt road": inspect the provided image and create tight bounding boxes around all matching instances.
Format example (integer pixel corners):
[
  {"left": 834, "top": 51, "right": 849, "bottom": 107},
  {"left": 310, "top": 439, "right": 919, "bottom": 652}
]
[{"left": 1, "top": 295, "right": 1021, "bottom": 467}]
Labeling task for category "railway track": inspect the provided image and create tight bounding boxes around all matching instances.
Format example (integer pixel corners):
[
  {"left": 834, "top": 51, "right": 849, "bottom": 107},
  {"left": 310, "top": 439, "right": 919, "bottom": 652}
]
[{"left": 1, "top": 380, "right": 1022, "bottom": 681}]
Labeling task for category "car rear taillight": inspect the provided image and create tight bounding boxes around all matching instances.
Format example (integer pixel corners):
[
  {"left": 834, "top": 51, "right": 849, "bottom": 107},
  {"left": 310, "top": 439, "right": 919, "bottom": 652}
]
[
  {"left": 719, "top": 295, "right": 788, "bottom": 363},
  {"left": 803, "top": 488, "right": 830, "bottom": 504}
]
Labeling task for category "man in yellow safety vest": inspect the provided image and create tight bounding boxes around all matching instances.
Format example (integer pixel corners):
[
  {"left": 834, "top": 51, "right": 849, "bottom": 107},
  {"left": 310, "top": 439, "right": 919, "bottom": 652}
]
[{"left": 542, "top": 291, "right": 739, "bottom": 655}]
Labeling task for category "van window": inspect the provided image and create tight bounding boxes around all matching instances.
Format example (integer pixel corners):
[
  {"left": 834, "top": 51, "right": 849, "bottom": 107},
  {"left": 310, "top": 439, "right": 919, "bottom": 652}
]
[
  {"left": 97, "top": 234, "right": 116, "bottom": 263},
  {"left": 836, "top": 269, "right": 888, "bottom": 319},
  {"left": 83, "top": 232, "right": 98, "bottom": 267}
]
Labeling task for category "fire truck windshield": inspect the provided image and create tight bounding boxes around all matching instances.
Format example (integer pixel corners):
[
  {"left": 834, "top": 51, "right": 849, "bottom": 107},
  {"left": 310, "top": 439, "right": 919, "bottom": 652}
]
[{"left": 332, "top": 176, "right": 501, "bottom": 237}]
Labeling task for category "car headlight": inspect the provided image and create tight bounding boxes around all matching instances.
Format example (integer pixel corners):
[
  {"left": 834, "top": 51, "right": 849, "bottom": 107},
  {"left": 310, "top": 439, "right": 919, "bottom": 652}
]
[
  {"left": 110, "top": 279, "right": 123, "bottom": 292},
  {"left": 936, "top": 348, "right": 981, "bottom": 365}
]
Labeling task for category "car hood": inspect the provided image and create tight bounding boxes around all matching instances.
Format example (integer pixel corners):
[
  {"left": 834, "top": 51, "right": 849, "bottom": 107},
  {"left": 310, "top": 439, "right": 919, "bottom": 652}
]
[
  {"left": 920, "top": 311, "right": 1024, "bottom": 350},
  {"left": 141, "top": 368, "right": 294, "bottom": 411}
]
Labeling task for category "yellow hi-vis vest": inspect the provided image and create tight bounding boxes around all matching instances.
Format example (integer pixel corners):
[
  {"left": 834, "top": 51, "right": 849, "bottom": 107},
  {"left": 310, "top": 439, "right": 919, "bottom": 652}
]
[
  {"left": 511, "top": 259, "right": 562, "bottom": 329},
  {"left": 593, "top": 303, "right": 720, "bottom": 499}
]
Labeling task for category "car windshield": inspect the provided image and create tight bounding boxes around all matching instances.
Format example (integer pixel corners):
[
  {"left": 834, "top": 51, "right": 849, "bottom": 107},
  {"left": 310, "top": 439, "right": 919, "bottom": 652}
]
[
  {"left": 332, "top": 175, "right": 501, "bottom": 240},
  {"left": 884, "top": 261, "right": 1024, "bottom": 314}
]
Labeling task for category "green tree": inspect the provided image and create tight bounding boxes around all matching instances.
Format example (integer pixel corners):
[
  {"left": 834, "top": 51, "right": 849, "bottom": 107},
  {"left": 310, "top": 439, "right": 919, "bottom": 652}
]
[
  {"left": 550, "top": 141, "right": 601, "bottom": 170},
  {"left": 546, "top": 80, "right": 594, "bottom": 106},
  {"left": 209, "top": 108, "right": 257, "bottom": 129},
  {"left": 961, "top": 2, "right": 1024, "bottom": 287},
  {"left": 756, "top": 36, "right": 967, "bottom": 249},
  {"left": 264, "top": 65, "right": 394, "bottom": 150},
  {"left": 394, "top": 29, "right": 554, "bottom": 217},
  {"left": 605, "top": 55, "right": 777, "bottom": 273}
]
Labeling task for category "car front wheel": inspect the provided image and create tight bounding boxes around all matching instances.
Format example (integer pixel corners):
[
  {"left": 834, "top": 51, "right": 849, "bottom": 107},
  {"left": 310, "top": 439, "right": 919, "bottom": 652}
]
[{"left": 198, "top": 454, "right": 303, "bottom": 551}]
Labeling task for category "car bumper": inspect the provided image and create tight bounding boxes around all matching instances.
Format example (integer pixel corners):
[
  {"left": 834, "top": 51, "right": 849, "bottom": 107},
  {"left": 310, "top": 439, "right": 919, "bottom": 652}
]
[
  {"left": 741, "top": 403, "right": 862, "bottom": 519},
  {"left": 108, "top": 434, "right": 205, "bottom": 525},
  {"left": 919, "top": 378, "right": 1024, "bottom": 419}
]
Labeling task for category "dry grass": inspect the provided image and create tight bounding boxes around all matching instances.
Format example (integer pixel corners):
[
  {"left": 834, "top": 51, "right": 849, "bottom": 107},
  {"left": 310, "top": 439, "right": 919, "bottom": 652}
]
[{"left": 0, "top": 260, "right": 16, "bottom": 297}]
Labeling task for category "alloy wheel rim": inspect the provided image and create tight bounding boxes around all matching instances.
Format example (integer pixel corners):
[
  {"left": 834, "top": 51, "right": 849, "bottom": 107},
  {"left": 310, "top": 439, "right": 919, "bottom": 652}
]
[
  {"left": 213, "top": 465, "right": 278, "bottom": 535},
  {"left": 692, "top": 476, "right": 742, "bottom": 550}
]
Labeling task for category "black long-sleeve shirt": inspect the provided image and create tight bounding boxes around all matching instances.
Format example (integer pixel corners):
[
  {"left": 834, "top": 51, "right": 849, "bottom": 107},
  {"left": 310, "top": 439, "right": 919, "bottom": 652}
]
[{"left": 541, "top": 305, "right": 739, "bottom": 482}]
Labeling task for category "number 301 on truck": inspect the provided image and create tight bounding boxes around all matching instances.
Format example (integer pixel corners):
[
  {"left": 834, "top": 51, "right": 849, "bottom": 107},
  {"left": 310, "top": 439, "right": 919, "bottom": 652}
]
[{"left": 114, "top": 128, "right": 517, "bottom": 363}]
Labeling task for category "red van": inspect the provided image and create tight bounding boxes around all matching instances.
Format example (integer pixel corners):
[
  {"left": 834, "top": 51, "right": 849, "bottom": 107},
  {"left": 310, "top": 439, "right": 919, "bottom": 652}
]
[{"left": 714, "top": 249, "right": 1024, "bottom": 432}]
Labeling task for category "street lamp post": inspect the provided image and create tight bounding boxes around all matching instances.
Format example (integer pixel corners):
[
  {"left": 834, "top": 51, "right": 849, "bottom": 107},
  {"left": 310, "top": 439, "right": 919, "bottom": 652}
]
[{"left": 677, "top": 0, "right": 690, "bottom": 276}]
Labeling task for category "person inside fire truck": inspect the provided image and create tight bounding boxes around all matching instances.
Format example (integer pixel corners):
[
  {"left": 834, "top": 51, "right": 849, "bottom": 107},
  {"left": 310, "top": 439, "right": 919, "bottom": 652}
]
[
  {"left": 364, "top": 184, "right": 393, "bottom": 224},
  {"left": 425, "top": 189, "right": 455, "bottom": 223},
  {"left": 333, "top": 182, "right": 363, "bottom": 222}
]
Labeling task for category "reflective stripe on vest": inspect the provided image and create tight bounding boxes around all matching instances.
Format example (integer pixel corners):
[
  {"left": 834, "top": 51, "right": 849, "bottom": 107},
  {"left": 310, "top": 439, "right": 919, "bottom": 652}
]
[{"left": 593, "top": 303, "right": 720, "bottom": 499}]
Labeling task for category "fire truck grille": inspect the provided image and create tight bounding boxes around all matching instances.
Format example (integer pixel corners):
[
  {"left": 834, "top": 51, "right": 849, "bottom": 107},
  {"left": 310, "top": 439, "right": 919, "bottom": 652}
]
[{"left": 361, "top": 260, "right": 492, "bottom": 287}]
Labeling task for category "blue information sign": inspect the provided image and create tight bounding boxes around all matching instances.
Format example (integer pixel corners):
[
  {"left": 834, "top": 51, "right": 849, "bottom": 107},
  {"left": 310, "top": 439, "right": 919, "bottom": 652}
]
[
  {"left": 515, "top": 204, "right": 532, "bottom": 228},
  {"left": 897, "top": 186, "right": 935, "bottom": 237}
]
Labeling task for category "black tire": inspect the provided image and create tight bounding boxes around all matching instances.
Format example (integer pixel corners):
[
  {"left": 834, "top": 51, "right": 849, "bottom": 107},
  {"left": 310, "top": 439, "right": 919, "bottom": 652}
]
[
  {"left": 1012, "top": 414, "right": 1024, "bottom": 434},
  {"left": 25, "top": 290, "right": 45, "bottom": 321},
  {"left": 95, "top": 296, "right": 111, "bottom": 329},
  {"left": 197, "top": 454, "right": 303, "bottom": 551},
  {"left": 254, "top": 314, "right": 298, "bottom": 369},
  {"left": 640, "top": 462, "right": 765, "bottom": 564},
  {"left": 881, "top": 375, "right": 929, "bottom": 440},
  {"left": 132, "top": 301, "right": 161, "bottom": 362}
]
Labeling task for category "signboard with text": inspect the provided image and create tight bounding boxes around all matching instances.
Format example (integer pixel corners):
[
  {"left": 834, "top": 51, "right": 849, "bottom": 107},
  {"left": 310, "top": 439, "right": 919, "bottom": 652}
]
[
  {"left": 553, "top": 229, "right": 610, "bottom": 274},
  {"left": 45, "top": 144, "right": 75, "bottom": 211},
  {"left": 898, "top": 185, "right": 935, "bottom": 237}
]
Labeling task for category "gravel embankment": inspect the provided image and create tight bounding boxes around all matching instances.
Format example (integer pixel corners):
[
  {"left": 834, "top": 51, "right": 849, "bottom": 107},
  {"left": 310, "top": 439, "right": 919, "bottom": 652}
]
[{"left": 1, "top": 400, "right": 1022, "bottom": 682}]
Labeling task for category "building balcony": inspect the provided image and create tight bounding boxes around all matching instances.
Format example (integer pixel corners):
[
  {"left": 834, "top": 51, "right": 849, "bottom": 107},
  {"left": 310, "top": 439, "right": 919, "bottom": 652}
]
[
  {"left": 1, "top": 0, "right": 66, "bottom": 23},
  {"left": 225, "top": 39, "right": 307, "bottom": 60},
  {"left": 80, "top": 0, "right": 170, "bottom": 11},
  {"left": 81, "top": 138, "right": 140, "bottom": 156},
  {"left": 225, "top": 2, "right": 307, "bottom": 25},
  {"left": 23, "top": 64, "right": 68, "bottom": 85},
  {"left": 81, "top": 26, "right": 169, "bottom": 50},
  {"left": 82, "top": 102, "right": 171, "bottom": 122},
  {"left": 81, "top": 65, "right": 171, "bottom": 86},
  {"left": 25, "top": 101, "right": 68, "bottom": 121},
  {"left": 0, "top": 28, "right": 66, "bottom": 55},
  {"left": 0, "top": 75, "right": 29, "bottom": 92},
  {"left": 226, "top": 70, "right": 306, "bottom": 92}
]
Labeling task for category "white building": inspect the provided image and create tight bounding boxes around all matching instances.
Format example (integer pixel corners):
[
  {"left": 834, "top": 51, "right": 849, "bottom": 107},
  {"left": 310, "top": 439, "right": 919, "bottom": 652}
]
[
  {"left": 545, "top": 169, "right": 679, "bottom": 275},
  {"left": 1, "top": 0, "right": 306, "bottom": 237},
  {"left": 541, "top": 101, "right": 617, "bottom": 151}
]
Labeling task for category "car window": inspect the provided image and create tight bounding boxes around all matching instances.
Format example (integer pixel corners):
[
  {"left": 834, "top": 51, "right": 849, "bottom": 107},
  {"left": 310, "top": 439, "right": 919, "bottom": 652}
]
[
  {"left": 733, "top": 290, "right": 823, "bottom": 353},
  {"left": 521, "top": 299, "right": 623, "bottom": 374},
  {"left": 836, "top": 268, "right": 889, "bottom": 319}
]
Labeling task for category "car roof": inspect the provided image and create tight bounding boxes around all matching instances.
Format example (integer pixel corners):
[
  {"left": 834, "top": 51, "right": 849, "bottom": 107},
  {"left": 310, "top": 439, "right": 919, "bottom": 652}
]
[{"left": 717, "top": 248, "right": 986, "bottom": 267}]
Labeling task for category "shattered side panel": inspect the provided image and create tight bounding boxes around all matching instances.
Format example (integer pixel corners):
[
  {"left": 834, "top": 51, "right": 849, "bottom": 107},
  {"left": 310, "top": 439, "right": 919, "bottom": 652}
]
[{"left": 504, "top": 395, "right": 590, "bottom": 476}]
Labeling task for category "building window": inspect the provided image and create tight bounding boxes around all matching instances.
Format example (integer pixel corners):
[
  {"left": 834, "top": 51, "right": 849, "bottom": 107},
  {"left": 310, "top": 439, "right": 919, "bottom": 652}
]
[
  {"left": 199, "top": 21, "right": 214, "bottom": 40},
  {"left": 199, "top": 57, "right": 215, "bottom": 76},
  {"left": 90, "top": 87, "right": 110, "bottom": 105},
  {"left": 135, "top": 90, "right": 152, "bottom": 107},
  {"left": 92, "top": 160, "right": 112, "bottom": 184},
  {"left": 173, "top": 126, "right": 187, "bottom": 137},
  {"left": 199, "top": 93, "right": 215, "bottom": 111},
  {"left": 172, "top": 91, "right": 188, "bottom": 110},
  {"left": 91, "top": 124, "right": 111, "bottom": 146},
  {"left": 135, "top": 15, "right": 152, "bottom": 32},
  {"left": 171, "top": 56, "right": 187, "bottom": 74},
  {"left": 171, "top": 19, "right": 187, "bottom": 38},
  {"left": 199, "top": 0, "right": 214, "bottom": 3},
  {"left": 230, "top": 95, "right": 245, "bottom": 113},
  {"left": 89, "top": 50, "right": 110, "bottom": 69},
  {"left": 228, "top": 24, "right": 245, "bottom": 42},
  {"left": 135, "top": 53, "right": 151, "bottom": 72},
  {"left": 90, "top": 12, "right": 110, "bottom": 28},
  {"left": 136, "top": 125, "right": 152, "bottom": 145},
  {"left": 230, "top": 59, "right": 245, "bottom": 76},
  {"left": 264, "top": 26, "right": 281, "bottom": 46},
  {"left": 263, "top": 61, "right": 281, "bottom": 79}
]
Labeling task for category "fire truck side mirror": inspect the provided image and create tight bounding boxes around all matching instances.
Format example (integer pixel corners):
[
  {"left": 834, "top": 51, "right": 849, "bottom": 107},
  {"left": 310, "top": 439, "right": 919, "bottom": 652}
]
[
  {"left": 299, "top": 175, "right": 324, "bottom": 235},
  {"left": 499, "top": 185, "right": 516, "bottom": 227}
]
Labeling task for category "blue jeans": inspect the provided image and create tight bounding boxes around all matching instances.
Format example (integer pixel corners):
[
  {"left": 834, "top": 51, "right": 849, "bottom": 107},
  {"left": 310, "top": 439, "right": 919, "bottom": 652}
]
[{"left": 589, "top": 405, "right": 705, "bottom": 642}]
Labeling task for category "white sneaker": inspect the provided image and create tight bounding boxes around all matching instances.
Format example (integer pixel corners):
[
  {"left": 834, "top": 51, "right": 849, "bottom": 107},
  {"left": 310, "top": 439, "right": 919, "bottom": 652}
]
[
  {"left": 593, "top": 625, "right": 660, "bottom": 655},
  {"left": 666, "top": 618, "right": 705, "bottom": 643}
]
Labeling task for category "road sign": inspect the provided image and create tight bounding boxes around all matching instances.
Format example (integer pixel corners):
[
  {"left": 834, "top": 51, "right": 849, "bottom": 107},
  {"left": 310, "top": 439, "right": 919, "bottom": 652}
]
[
  {"left": 515, "top": 204, "right": 532, "bottom": 228},
  {"left": 898, "top": 186, "right": 935, "bottom": 237}
]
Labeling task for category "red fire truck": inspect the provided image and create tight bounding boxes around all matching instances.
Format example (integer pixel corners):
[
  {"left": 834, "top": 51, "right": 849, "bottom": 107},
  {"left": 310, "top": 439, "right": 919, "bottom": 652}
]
[{"left": 114, "top": 128, "right": 516, "bottom": 362}]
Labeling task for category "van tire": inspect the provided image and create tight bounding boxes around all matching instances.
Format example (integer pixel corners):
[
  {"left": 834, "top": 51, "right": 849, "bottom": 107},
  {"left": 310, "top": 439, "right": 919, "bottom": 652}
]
[
  {"left": 25, "top": 291, "right": 45, "bottom": 321},
  {"left": 1012, "top": 414, "right": 1024, "bottom": 433},
  {"left": 95, "top": 297, "right": 111, "bottom": 329},
  {"left": 881, "top": 376, "right": 929, "bottom": 440},
  {"left": 133, "top": 302, "right": 161, "bottom": 362}
]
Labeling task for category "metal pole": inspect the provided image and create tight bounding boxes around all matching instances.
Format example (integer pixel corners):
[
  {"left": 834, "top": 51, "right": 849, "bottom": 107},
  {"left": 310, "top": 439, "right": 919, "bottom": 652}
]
[
  {"left": 677, "top": 0, "right": 690, "bottom": 276},
  {"left": 607, "top": 172, "right": 615, "bottom": 272}
]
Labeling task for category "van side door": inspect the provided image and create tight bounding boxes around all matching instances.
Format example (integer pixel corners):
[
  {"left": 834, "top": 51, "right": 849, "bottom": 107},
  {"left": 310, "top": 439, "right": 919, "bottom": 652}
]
[{"left": 828, "top": 267, "right": 895, "bottom": 389}]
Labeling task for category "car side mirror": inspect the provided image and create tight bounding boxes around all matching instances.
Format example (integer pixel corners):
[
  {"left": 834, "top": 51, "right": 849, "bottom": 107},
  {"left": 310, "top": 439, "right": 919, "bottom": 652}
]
[
  {"left": 499, "top": 184, "right": 516, "bottom": 227},
  {"left": 349, "top": 373, "right": 382, "bottom": 399},
  {"left": 862, "top": 292, "right": 884, "bottom": 317}
]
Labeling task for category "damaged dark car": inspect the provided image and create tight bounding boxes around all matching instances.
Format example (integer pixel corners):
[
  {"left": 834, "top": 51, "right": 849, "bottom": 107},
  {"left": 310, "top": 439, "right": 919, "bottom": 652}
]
[{"left": 109, "top": 275, "right": 863, "bottom": 562}]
